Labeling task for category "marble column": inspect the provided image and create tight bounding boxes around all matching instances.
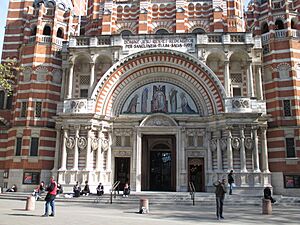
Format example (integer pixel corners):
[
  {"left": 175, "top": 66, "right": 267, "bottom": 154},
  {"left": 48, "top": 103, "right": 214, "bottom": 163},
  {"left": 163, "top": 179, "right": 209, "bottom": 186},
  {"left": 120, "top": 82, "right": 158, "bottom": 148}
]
[
  {"left": 226, "top": 128, "right": 233, "bottom": 171},
  {"left": 240, "top": 127, "right": 247, "bottom": 172},
  {"left": 59, "top": 129, "right": 68, "bottom": 170},
  {"left": 206, "top": 131, "right": 212, "bottom": 172},
  {"left": 106, "top": 130, "right": 112, "bottom": 172},
  {"left": 253, "top": 127, "right": 260, "bottom": 172},
  {"left": 52, "top": 126, "right": 61, "bottom": 171},
  {"left": 88, "top": 62, "right": 95, "bottom": 97},
  {"left": 216, "top": 131, "right": 223, "bottom": 171},
  {"left": 72, "top": 126, "right": 80, "bottom": 170},
  {"left": 247, "top": 62, "right": 255, "bottom": 98},
  {"left": 256, "top": 65, "right": 264, "bottom": 100},
  {"left": 67, "top": 62, "right": 74, "bottom": 99},
  {"left": 261, "top": 127, "right": 270, "bottom": 173},
  {"left": 85, "top": 129, "right": 93, "bottom": 170},
  {"left": 136, "top": 131, "right": 142, "bottom": 192},
  {"left": 224, "top": 60, "right": 231, "bottom": 97},
  {"left": 96, "top": 129, "right": 103, "bottom": 171}
]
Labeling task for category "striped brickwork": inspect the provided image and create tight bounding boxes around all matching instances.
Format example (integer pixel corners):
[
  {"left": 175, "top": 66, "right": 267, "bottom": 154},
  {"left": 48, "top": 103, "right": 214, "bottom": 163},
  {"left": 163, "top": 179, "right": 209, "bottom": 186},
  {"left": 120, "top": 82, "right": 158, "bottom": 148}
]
[{"left": 246, "top": 0, "right": 300, "bottom": 194}]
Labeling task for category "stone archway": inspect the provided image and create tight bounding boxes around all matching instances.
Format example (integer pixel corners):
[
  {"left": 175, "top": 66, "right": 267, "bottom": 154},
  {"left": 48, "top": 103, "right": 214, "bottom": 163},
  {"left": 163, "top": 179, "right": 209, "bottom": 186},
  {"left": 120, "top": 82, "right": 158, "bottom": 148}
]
[{"left": 91, "top": 49, "right": 226, "bottom": 117}]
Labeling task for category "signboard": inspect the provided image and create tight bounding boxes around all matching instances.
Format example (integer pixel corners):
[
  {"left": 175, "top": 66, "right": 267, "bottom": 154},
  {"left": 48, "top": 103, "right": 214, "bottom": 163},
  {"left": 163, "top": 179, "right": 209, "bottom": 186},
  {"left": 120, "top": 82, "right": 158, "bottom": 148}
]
[{"left": 123, "top": 35, "right": 196, "bottom": 53}]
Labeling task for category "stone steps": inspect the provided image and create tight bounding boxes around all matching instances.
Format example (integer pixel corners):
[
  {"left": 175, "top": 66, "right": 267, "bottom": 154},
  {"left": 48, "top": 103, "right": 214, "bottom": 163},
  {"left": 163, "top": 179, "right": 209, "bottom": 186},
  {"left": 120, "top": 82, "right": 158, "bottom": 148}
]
[{"left": 1, "top": 192, "right": 300, "bottom": 206}]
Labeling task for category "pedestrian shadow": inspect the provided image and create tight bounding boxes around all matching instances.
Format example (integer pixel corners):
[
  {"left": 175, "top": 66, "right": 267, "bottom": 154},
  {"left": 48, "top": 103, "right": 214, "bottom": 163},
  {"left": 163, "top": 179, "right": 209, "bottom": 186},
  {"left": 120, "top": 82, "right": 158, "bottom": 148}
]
[
  {"left": 8, "top": 213, "right": 40, "bottom": 217},
  {"left": 11, "top": 209, "right": 27, "bottom": 211}
]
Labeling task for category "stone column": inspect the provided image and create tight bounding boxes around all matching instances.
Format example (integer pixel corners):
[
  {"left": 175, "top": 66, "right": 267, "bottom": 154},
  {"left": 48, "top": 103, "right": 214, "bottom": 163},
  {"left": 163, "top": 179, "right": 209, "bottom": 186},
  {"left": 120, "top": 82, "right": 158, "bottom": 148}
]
[
  {"left": 206, "top": 131, "right": 212, "bottom": 172},
  {"left": 67, "top": 62, "right": 74, "bottom": 99},
  {"left": 88, "top": 62, "right": 95, "bottom": 97},
  {"left": 240, "top": 127, "right": 247, "bottom": 172},
  {"left": 261, "top": 127, "right": 270, "bottom": 173},
  {"left": 52, "top": 126, "right": 61, "bottom": 171},
  {"left": 256, "top": 65, "right": 264, "bottom": 100},
  {"left": 96, "top": 129, "right": 102, "bottom": 171},
  {"left": 72, "top": 126, "right": 80, "bottom": 170},
  {"left": 106, "top": 130, "right": 112, "bottom": 172},
  {"left": 59, "top": 129, "right": 68, "bottom": 170},
  {"left": 136, "top": 131, "right": 142, "bottom": 192},
  {"left": 226, "top": 127, "right": 233, "bottom": 171},
  {"left": 180, "top": 128, "right": 186, "bottom": 172},
  {"left": 216, "top": 131, "right": 223, "bottom": 171},
  {"left": 247, "top": 61, "right": 254, "bottom": 98},
  {"left": 224, "top": 60, "right": 231, "bottom": 97},
  {"left": 253, "top": 127, "right": 260, "bottom": 172},
  {"left": 85, "top": 128, "right": 93, "bottom": 170}
]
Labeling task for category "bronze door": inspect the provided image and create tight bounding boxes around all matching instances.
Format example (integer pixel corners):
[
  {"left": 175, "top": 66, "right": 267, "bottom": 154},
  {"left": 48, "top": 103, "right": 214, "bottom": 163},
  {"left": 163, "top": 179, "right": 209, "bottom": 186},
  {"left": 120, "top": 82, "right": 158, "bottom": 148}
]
[
  {"left": 114, "top": 157, "right": 130, "bottom": 191},
  {"left": 142, "top": 135, "right": 176, "bottom": 191},
  {"left": 188, "top": 158, "right": 205, "bottom": 192}
]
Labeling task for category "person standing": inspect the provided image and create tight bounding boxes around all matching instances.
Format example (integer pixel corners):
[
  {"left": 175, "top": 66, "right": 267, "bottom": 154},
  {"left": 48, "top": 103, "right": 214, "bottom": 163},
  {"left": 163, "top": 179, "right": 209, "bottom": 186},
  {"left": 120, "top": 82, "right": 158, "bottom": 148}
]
[
  {"left": 43, "top": 177, "right": 57, "bottom": 217},
  {"left": 213, "top": 179, "right": 227, "bottom": 220},
  {"left": 228, "top": 170, "right": 234, "bottom": 195}
]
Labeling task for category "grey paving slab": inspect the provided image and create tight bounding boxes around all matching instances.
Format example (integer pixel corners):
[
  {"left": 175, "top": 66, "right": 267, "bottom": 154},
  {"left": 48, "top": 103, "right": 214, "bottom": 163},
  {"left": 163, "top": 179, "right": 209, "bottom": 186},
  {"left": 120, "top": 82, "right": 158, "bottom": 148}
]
[{"left": 0, "top": 199, "right": 299, "bottom": 225}]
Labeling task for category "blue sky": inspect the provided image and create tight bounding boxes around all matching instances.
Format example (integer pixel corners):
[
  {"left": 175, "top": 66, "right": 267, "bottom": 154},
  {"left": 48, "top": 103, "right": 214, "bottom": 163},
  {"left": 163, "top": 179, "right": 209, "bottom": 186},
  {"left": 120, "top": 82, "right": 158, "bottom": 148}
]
[{"left": 0, "top": 0, "right": 251, "bottom": 61}]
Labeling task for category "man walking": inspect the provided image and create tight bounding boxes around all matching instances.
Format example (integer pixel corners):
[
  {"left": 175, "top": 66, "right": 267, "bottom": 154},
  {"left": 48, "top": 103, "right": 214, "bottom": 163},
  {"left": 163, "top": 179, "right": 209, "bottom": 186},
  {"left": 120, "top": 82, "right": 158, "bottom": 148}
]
[
  {"left": 228, "top": 170, "right": 234, "bottom": 195},
  {"left": 214, "top": 179, "right": 227, "bottom": 220},
  {"left": 43, "top": 177, "right": 57, "bottom": 217}
]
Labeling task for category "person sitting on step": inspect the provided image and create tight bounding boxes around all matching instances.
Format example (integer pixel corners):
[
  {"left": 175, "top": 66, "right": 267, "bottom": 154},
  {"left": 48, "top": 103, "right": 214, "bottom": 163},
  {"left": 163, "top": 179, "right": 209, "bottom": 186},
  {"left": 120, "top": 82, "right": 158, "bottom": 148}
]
[
  {"left": 123, "top": 182, "right": 130, "bottom": 197},
  {"left": 73, "top": 181, "right": 81, "bottom": 197},
  {"left": 96, "top": 183, "right": 104, "bottom": 196},
  {"left": 81, "top": 180, "right": 90, "bottom": 196}
]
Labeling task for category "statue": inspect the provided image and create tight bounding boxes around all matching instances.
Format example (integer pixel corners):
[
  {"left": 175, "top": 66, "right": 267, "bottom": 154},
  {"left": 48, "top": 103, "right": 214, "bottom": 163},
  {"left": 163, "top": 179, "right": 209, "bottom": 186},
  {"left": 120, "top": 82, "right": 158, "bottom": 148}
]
[
  {"left": 180, "top": 92, "right": 196, "bottom": 113},
  {"left": 151, "top": 85, "right": 168, "bottom": 113},
  {"left": 169, "top": 88, "right": 178, "bottom": 113},
  {"left": 141, "top": 88, "right": 148, "bottom": 113}
]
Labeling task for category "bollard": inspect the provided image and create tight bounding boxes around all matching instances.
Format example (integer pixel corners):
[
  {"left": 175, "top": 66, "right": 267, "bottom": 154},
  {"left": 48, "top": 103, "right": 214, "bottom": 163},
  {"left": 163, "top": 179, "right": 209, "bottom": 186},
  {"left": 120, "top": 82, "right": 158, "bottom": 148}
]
[
  {"left": 0, "top": 186, "right": 2, "bottom": 194},
  {"left": 262, "top": 199, "right": 272, "bottom": 215},
  {"left": 25, "top": 196, "right": 36, "bottom": 211},
  {"left": 139, "top": 198, "right": 149, "bottom": 214}
]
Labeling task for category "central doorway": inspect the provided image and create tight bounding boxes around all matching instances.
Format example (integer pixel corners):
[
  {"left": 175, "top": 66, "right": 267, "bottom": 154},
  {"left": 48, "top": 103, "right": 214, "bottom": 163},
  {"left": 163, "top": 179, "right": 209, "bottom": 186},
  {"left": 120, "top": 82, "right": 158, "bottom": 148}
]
[{"left": 142, "top": 135, "right": 176, "bottom": 191}]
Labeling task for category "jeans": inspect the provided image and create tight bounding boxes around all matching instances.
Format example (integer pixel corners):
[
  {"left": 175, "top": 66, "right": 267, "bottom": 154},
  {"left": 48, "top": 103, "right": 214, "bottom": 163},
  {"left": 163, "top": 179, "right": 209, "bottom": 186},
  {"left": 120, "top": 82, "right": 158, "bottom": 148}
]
[
  {"left": 45, "top": 199, "right": 55, "bottom": 215},
  {"left": 229, "top": 183, "right": 233, "bottom": 195},
  {"left": 216, "top": 196, "right": 224, "bottom": 218}
]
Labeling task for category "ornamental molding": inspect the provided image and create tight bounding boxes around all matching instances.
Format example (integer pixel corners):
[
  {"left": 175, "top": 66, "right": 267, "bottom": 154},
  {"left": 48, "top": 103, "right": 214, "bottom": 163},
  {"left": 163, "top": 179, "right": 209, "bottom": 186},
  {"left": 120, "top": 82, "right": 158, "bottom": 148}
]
[
  {"left": 91, "top": 138, "right": 99, "bottom": 151},
  {"left": 210, "top": 139, "right": 217, "bottom": 151},
  {"left": 220, "top": 138, "right": 227, "bottom": 151},
  {"left": 78, "top": 137, "right": 87, "bottom": 150},
  {"left": 114, "top": 128, "right": 133, "bottom": 136},
  {"left": 140, "top": 113, "right": 178, "bottom": 127},
  {"left": 232, "top": 99, "right": 250, "bottom": 109},
  {"left": 114, "top": 150, "right": 131, "bottom": 157}
]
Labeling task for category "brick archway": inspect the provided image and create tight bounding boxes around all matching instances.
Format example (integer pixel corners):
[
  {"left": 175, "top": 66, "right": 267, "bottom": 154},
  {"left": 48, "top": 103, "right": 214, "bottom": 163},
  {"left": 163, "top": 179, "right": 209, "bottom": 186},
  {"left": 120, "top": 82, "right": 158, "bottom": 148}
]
[{"left": 92, "top": 49, "right": 225, "bottom": 116}]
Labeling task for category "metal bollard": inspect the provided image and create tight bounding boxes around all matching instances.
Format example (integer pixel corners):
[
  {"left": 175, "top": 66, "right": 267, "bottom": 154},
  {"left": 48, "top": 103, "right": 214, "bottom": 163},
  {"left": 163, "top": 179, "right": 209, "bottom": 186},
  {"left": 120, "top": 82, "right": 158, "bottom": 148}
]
[
  {"left": 0, "top": 186, "right": 2, "bottom": 194},
  {"left": 139, "top": 198, "right": 149, "bottom": 214},
  {"left": 25, "top": 196, "right": 36, "bottom": 211},
  {"left": 262, "top": 199, "right": 272, "bottom": 215}
]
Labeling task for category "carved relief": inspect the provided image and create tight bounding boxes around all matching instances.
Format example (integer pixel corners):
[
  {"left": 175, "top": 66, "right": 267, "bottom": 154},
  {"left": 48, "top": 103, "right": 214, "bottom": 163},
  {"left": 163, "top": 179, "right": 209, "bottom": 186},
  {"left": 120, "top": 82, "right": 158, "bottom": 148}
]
[
  {"left": 91, "top": 138, "right": 99, "bottom": 151},
  {"left": 78, "top": 137, "right": 87, "bottom": 149},
  {"left": 102, "top": 138, "right": 109, "bottom": 151},
  {"left": 232, "top": 99, "right": 250, "bottom": 109},
  {"left": 245, "top": 137, "right": 254, "bottom": 150},
  {"left": 220, "top": 138, "right": 227, "bottom": 151},
  {"left": 210, "top": 139, "right": 217, "bottom": 151},
  {"left": 232, "top": 137, "right": 241, "bottom": 150},
  {"left": 66, "top": 137, "right": 75, "bottom": 149}
]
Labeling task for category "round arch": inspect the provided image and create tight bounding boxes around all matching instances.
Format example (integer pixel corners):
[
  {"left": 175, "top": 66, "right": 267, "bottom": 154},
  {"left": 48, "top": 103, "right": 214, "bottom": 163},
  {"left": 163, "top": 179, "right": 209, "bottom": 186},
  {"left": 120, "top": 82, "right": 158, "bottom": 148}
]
[{"left": 92, "top": 49, "right": 226, "bottom": 117}]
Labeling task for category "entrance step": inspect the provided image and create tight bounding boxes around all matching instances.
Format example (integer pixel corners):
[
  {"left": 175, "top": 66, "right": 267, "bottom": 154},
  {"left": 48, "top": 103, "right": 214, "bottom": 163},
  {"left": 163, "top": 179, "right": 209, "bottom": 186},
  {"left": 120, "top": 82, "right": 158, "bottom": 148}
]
[{"left": 1, "top": 192, "right": 300, "bottom": 206}]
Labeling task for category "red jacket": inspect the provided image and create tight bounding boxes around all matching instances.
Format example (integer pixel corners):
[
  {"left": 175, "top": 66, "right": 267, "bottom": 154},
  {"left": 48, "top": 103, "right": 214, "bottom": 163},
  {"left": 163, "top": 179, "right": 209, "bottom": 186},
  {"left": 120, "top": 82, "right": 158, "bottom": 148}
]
[{"left": 48, "top": 180, "right": 57, "bottom": 196}]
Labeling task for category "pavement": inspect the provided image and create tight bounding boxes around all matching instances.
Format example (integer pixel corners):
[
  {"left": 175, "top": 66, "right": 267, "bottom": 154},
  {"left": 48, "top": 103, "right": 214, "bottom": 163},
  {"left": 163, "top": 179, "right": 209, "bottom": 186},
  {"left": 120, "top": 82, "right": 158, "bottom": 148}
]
[{"left": 0, "top": 198, "right": 299, "bottom": 225}]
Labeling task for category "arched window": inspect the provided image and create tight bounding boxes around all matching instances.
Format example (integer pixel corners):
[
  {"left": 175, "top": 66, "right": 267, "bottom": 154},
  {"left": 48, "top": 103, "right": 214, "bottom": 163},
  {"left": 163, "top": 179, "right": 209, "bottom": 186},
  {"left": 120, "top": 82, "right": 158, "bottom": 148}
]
[
  {"left": 43, "top": 25, "right": 51, "bottom": 35},
  {"left": 261, "top": 22, "right": 269, "bottom": 34},
  {"left": 192, "top": 28, "right": 206, "bottom": 34},
  {"left": 0, "top": 91, "right": 5, "bottom": 109},
  {"left": 121, "top": 30, "right": 133, "bottom": 37},
  {"left": 291, "top": 19, "right": 297, "bottom": 29},
  {"left": 155, "top": 29, "right": 169, "bottom": 35},
  {"left": 31, "top": 26, "right": 37, "bottom": 36},
  {"left": 57, "top": 28, "right": 64, "bottom": 38},
  {"left": 275, "top": 19, "right": 284, "bottom": 30}
]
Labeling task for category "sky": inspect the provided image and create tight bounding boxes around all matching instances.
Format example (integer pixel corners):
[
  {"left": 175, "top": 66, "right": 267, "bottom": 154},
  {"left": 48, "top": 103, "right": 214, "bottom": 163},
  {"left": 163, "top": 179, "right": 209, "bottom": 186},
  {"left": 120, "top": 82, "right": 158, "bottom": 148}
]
[{"left": 0, "top": 0, "right": 252, "bottom": 61}]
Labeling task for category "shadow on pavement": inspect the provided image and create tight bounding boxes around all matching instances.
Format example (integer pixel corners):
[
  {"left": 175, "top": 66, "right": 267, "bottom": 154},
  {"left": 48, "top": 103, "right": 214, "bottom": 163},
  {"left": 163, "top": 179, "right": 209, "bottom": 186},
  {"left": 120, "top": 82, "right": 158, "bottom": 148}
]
[{"left": 8, "top": 213, "right": 40, "bottom": 217}]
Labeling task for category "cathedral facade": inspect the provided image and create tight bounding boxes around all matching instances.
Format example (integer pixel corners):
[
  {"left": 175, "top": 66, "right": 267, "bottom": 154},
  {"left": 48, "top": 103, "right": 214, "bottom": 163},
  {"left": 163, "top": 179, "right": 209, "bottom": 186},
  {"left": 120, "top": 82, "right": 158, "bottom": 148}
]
[{"left": 0, "top": 0, "right": 298, "bottom": 195}]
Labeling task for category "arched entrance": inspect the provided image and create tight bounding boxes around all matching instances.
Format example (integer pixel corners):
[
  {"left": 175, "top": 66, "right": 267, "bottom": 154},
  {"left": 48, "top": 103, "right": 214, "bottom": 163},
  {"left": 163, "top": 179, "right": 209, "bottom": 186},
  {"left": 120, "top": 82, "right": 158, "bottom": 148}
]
[{"left": 141, "top": 135, "right": 176, "bottom": 191}]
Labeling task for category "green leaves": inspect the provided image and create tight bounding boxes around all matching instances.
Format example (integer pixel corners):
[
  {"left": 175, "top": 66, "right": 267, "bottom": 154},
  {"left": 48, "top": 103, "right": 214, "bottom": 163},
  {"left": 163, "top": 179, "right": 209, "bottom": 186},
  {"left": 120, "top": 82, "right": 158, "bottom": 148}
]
[{"left": 0, "top": 59, "right": 20, "bottom": 96}]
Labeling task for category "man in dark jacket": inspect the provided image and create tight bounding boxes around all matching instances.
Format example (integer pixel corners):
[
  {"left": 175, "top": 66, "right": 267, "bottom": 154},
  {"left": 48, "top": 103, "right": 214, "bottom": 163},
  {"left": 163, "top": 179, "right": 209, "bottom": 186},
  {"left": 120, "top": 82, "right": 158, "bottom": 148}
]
[
  {"left": 213, "top": 179, "right": 227, "bottom": 220},
  {"left": 43, "top": 177, "right": 57, "bottom": 217},
  {"left": 227, "top": 170, "right": 234, "bottom": 195}
]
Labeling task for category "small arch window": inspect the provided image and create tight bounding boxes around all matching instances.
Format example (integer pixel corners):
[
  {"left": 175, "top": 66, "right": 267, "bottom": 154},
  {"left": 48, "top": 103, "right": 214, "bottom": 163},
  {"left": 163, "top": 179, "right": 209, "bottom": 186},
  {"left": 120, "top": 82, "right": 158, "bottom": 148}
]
[
  {"left": 57, "top": 28, "right": 64, "bottom": 38},
  {"left": 43, "top": 25, "right": 51, "bottom": 36},
  {"left": 192, "top": 28, "right": 206, "bottom": 34},
  {"left": 155, "top": 29, "right": 169, "bottom": 35},
  {"left": 31, "top": 26, "right": 37, "bottom": 36},
  {"left": 121, "top": 30, "right": 133, "bottom": 37},
  {"left": 261, "top": 22, "right": 269, "bottom": 34},
  {"left": 275, "top": 19, "right": 284, "bottom": 30}
]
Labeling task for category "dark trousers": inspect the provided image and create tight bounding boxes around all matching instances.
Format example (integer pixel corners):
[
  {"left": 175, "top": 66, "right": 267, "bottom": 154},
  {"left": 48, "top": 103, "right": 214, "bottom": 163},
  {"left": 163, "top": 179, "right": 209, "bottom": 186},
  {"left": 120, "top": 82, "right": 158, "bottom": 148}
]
[{"left": 216, "top": 196, "right": 224, "bottom": 218}]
